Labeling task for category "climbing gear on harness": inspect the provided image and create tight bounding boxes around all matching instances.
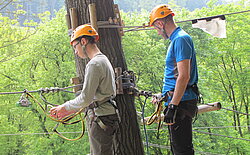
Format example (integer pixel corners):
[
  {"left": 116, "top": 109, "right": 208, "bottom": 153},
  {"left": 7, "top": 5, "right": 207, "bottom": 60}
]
[
  {"left": 86, "top": 99, "right": 120, "bottom": 131},
  {"left": 23, "top": 91, "right": 86, "bottom": 141},
  {"left": 90, "top": 97, "right": 121, "bottom": 122},
  {"left": 163, "top": 104, "right": 178, "bottom": 124},
  {"left": 167, "top": 84, "right": 203, "bottom": 103},
  {"left": 186, "top": 84, "right": 203, "bottom": 103},
  {"left": 146, "top": 95, "right": 167, "bottom": 139},
  {"left": 149, "top": 4, "right": 175, "bottom": 26},
  {"left": 70, "top": 24, "right": 99, "bottom": 45}
]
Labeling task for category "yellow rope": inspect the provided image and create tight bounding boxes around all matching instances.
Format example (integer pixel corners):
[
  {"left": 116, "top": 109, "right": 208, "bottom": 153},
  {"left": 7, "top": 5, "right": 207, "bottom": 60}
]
[{"left": 26, "top": 92, "right": 86, "bottom": 141}]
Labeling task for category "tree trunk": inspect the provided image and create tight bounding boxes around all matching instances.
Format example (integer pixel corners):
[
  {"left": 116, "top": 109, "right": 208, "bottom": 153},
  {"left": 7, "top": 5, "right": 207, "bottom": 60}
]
[{"left": 65, "top": 0, "right": 144, "bottom": 154}]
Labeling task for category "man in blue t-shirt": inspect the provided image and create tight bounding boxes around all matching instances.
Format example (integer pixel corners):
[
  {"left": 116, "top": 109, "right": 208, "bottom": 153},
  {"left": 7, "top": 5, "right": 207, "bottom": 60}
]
[{"left": 149, "top": 4, "right": 199, "bottom": 155}]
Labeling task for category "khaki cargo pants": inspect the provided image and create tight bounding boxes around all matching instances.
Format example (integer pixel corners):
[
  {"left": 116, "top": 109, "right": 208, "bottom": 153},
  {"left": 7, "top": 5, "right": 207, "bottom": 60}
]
[{"left": 86, "top": 110, "right": 119, "bottom": 155}]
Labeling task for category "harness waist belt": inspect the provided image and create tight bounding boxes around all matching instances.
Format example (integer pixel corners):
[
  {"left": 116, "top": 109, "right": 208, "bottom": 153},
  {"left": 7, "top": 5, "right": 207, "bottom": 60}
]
[{"left": 88, "top": 97, "right": 117, "bottom": 109}]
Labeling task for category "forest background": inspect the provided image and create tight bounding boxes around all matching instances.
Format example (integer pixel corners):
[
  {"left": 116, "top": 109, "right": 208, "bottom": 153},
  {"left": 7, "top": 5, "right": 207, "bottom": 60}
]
[{"left": 0, "top": 0, "right": 249, "bottom": 154}]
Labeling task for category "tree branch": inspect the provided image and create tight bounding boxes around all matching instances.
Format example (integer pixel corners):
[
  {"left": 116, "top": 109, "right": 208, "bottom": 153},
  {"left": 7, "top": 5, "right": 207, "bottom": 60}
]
[{"left": 0, "top": 0, "right": 13, "bottom": 11}]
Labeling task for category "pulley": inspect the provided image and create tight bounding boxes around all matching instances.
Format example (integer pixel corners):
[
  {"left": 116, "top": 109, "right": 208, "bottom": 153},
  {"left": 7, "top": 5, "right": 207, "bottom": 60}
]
[{"left": 16, "top": 93, "right": 32, "bottom": 107}]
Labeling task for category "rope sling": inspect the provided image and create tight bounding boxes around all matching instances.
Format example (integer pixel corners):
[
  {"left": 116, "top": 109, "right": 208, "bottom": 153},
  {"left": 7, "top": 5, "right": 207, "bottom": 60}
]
[{"left": 24, "top": 90, "right": 86, "bottom": 141}]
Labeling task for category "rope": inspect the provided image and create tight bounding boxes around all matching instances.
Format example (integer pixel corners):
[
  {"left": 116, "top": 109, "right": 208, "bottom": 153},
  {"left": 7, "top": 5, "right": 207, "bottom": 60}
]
[
  {"left": 176, "top": 10, "right": 250, "bottom": 24},
  {"left": 193, "top": 130, "right": 250, "bottom": 141},
  {"left": 19, "top": 91, "right": 86, "bottom": 141},
  {"left": 145, "top": 125, "right": 250, "bottom": 130},
  {"left": 0, "top": 131, "right": 87, "bottom": 136},
  {"left": 0, "top": 84, "right": 83, "bottom": 95},
  {"left": 139, "top": 96, "right": 150, "bottom": 154},
  {"left": 142, "top": 142, "right": 220, "bottom": 155},
  {"left": 221, "top": 107, "right": 250, "bottom": 116},
  {"left": 3, "top": 125, "right": 244, "bottom": 136},
  {"left": 194, "top": 125, "right": 250, "bottom": 129},
  {"left": 146, "top": 128, "right": 250, "bottom": 141},
  {"left": 123, "top": 10, "right": 250, "bottom": 32}
]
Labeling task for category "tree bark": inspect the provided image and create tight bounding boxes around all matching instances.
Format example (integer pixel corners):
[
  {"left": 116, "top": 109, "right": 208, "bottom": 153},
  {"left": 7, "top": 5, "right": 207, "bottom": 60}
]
[{"left": 65, "top": 0, "right": 144, "bottom": 154}]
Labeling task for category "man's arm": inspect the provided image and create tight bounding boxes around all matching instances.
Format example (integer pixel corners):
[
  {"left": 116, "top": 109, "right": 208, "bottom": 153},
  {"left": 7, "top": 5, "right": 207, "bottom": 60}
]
[{"left": 170, "top": 59, "right": 190, "bottom": 105}]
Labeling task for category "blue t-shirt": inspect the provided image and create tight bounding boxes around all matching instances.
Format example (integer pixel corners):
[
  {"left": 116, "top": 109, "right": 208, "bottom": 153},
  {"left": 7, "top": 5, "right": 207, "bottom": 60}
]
[{"left": 162, "top": 27, "right": 198, "bottom": 105}]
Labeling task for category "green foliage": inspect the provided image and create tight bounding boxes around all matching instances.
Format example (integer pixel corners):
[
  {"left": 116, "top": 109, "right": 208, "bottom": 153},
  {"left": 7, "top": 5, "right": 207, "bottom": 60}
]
[
  {"left": 0, "top": 0, "right": 249, "bottom": 155},
  {"left": 0, "top": 8, "right": 90, "bottom": 155}
]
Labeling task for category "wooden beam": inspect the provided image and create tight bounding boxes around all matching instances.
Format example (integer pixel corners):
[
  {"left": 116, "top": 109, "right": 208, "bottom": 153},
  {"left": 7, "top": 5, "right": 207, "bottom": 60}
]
[
  {"left": 70, "top": 77, "right": 81, "bottom": 93},
  {"left": 113, "top": 4, "right": 124, "bottom": 36},
  {"left": 115, "top": 67, "right": 123, "bottom": 94},
  {"left": 197, "top": 102, "right": 221, "bottom": 114},
  {"left": 141, "top": 102, "right": 222, "bottom": 124}
]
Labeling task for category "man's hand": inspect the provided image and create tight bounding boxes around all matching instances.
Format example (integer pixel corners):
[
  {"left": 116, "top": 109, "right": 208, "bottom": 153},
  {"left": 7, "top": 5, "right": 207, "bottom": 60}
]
[
  {"left": 49, "top": 105, "right": 75, "bottom": 120},
  {"left": 164, "top": 104, "right": 178, "bottom": 125}
]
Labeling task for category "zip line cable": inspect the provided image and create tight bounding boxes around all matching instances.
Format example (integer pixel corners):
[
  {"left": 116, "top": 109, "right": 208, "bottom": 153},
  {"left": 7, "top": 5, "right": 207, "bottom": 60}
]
[
  {"left": 221, "top": 107, "right": 250, "bottom": 115},
  {"left": 145, "top": 128, "right": 250, "bottom": 141},
  {"left": 0, "top": 131, "right": 87, "bottom": 136},
  {"left": 0, "top": 86, "right": 249, "bottom": 116},
  {"left": 2, "top": 128, "right": 249, "bottom": 141},
  {"left": 142, "top": 142, "right": 220, "bottom": 155},
  {"left": 0, "top": 84, "right": 83, "bottom": 95},
  {"left": 2, "top": 125, "right": 247, "bottom": 136},
  {"left": 143, "top": 125, "right": 250, "bottom": 130},
  {"left": 193, "top": 130, "right": 250, "bottom": 142},
  {"left": 193, "top": 125, "right": 250, "bottom": 129},
  {"left": 123, "top": 10, "right": 250, "bottom": 32}
]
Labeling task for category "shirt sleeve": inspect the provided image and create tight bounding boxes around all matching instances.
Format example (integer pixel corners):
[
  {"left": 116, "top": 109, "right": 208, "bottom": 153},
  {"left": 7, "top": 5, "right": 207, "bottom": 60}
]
[
  {"left": 63, "top": 62, "right": 102, "bottom": 111},
  {"left": 174, "top": 36, "right": 193, "bottom": 62}
]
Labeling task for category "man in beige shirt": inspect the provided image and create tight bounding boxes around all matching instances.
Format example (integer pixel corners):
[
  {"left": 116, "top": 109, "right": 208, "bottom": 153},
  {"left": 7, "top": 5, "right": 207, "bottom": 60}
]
[{"left": 50, "top": 24, "right": 119, "bottom": 155}]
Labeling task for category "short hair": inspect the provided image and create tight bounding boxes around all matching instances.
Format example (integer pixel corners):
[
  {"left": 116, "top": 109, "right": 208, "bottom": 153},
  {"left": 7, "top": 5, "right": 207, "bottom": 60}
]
[
  {"left": 77, "top": 35, "right": 96, "bottom": 44},
  {"left": 158, "top": 14, "right": 174, "bottom": 23}
]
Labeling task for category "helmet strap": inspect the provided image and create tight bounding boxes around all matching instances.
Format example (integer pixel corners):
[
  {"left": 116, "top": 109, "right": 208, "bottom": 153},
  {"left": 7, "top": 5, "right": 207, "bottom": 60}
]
[
  {"left": 80, "top": 41, "right": 90, "bottom": 60},
  {"left": 162, "top": 21, "right": 169, "bottom": 39}
]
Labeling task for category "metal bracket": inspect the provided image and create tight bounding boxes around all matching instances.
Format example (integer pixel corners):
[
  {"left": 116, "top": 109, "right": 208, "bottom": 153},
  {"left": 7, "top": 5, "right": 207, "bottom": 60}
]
[{"left": 115, "top": 67, "right": 136, "bottom": 94}]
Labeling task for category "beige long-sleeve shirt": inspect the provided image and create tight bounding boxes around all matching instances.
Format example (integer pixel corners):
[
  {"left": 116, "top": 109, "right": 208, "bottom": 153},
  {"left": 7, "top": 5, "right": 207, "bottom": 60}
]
[{"left": 63, "top": 54, "right": 117, "bottom": 116}]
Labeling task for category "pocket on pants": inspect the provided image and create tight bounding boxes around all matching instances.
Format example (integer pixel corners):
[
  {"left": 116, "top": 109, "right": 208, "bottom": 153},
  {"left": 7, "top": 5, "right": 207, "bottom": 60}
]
[{"left": 98, "top": 114, "right": 119, "bottom": 136}]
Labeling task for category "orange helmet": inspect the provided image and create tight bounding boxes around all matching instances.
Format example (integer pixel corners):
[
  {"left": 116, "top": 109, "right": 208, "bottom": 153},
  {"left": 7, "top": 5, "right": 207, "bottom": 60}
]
[
  {"left": 149, "top": 4, "right": 175, "bottom": 26},
  {"left": 70, "top": 24, "right": 99, "bottom": 45}
]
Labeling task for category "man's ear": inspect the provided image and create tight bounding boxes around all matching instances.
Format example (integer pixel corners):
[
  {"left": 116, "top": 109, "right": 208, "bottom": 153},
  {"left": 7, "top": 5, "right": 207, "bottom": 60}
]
[
  {"left": 154, "top": 20, "right": 164, "bottom": 29},
  {"left": 158, "top": 20, "right": 165, "bottom": 28},
  {"left": 80, "top": 37, "right": 88, "bottom": 46}
]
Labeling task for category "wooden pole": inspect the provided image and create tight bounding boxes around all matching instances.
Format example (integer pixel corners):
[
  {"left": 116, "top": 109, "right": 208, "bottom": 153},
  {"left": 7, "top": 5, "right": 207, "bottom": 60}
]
[
  {"left": 89, "top": 3, "right": 98, "bottom": 31},
  {"left": 65, "top": 14, "right": 71, "bottom": 29},
  {"left": 69, "top": 8, "right": 78, "bottom": 30}
]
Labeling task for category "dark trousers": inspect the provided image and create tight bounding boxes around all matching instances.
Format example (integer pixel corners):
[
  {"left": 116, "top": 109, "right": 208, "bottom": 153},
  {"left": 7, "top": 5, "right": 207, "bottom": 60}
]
[{"left": 165, "top": 99, "right": 197, "bottom": 155}]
